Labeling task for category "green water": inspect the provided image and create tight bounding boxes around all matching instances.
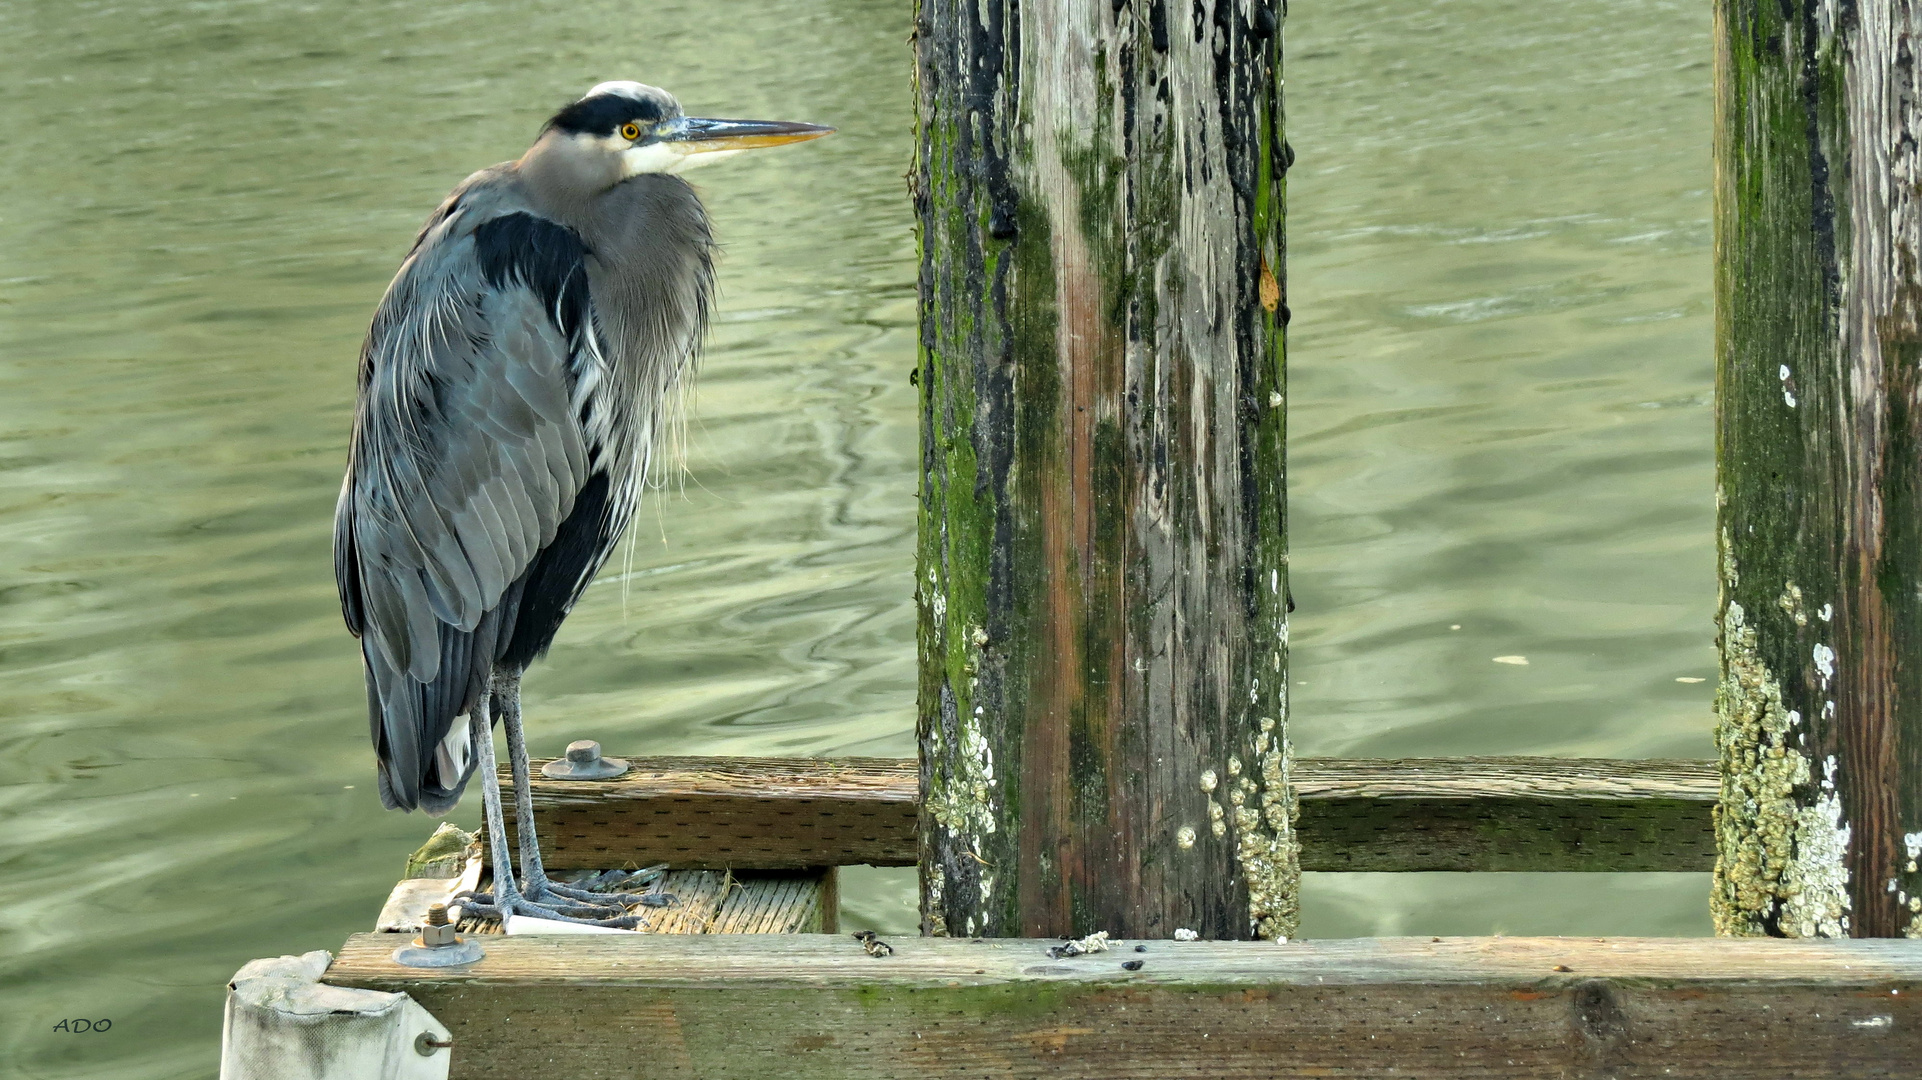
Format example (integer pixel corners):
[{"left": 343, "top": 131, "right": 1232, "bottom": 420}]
[{"left": 0, "top": 0, "right": 1714, "bottom": 1074}]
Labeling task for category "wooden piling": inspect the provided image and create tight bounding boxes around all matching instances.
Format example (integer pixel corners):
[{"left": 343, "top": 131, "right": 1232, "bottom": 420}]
[
  {"left": 1712, "top": 0, "right": 1922, "bottom": 937},
  {"left": 912, "top": 0, "right": 1293, "bottom": 941}
]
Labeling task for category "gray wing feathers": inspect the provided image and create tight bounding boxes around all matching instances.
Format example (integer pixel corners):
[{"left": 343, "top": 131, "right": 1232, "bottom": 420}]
[
  {"left": 335, "top": 198, "right": 593, "bottom": 810},
  {"left": 346, "top": 228, "right": 589, "bottom": 683}
]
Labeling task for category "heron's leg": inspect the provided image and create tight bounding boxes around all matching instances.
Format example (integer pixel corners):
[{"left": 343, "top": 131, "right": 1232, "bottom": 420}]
[
  {"left": 495, "top": 671, "right": 667, "bottom": 909},
  {"left": 494, "top": 670, "right": 594, "bottom": 907},
  {"left": 494, "top": 670, "right": 552, "bottom": 892},
  {"left": 452, "top": 678, "right": 639, "bottom": 928},
  {"left": 460, "top": 690, "right": 519, "bottom": 910}
]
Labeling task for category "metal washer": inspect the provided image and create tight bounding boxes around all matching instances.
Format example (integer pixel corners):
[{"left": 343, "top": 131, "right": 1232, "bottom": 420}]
[{"left": 391, "top": 937, "right": 485, "bottom": 968}]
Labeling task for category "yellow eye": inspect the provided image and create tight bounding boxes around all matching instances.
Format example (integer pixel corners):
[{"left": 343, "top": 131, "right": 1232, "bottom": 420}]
[{"left": 620, "top": 122, "right": 642, "bottom": 141}]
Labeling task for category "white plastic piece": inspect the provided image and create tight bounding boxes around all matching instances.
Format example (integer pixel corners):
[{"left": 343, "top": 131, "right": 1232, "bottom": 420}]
[{"left": 220, "top": 951, "right": 450, "bottom": 1080}]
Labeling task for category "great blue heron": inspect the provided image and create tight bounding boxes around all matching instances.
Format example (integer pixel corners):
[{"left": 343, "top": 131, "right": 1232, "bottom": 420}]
[{"left": 334, "top": 82, "right": 830, "bottom": 925}]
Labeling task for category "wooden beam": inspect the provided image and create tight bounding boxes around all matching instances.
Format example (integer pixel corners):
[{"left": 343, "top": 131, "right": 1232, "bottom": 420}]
[
  {"left": 502, "top": 756, "right": 918, "bottom": 871},
  {"left": 913, "top": 0, "right": 1294, "bottom": 941},
  {"left": 504, "top": 755, "right": 1717, "bottom": 873},
  {"left": 1296, "top": 757, "right": 1718, "bottom": 872},
  {"left": 326, "top": 932, "right": 1922, "bottom": 1078},
  {"left": 1713, "top": 0, "right": 1922, "bottom": 939}
]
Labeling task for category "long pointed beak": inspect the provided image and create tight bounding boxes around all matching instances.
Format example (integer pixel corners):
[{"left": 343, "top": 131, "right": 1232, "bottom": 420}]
[{"left": 657, "top": 116, "right": 834, "bottom": 156}]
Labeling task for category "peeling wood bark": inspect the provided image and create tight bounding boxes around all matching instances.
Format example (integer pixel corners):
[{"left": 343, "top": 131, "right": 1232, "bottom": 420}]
[
  {"left": 913, "top": 0, "right": 1293, "bottom": 941},
  {"left": 1714, "top": 0, "right": 1922, "bottom": 938}
]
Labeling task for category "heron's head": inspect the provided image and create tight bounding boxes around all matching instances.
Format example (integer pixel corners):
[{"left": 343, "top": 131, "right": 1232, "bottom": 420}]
[{"left": 536, "top": 81, "right": 832, "bottom": 184}]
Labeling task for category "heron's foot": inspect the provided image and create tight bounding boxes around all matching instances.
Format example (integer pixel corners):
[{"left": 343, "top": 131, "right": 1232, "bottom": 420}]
[
  {"left": 545, "top": 881, "right": 680, "bottom": 907},
  {"left": 453, "top": 889, "right": 641, "bottom": 929},
  {"left": 462, "top": 881, "right": 628, "bottom": 919},
  {"left": 455, "top": 867, "right": 677, "bottom": 923},
  {"left": 529, "top": 867, "right": 678, "bottom": 910}
]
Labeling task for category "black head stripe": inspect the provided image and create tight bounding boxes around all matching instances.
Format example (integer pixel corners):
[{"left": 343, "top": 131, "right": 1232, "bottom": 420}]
[{"left": 547, "top": 91, "right": 674, "bottom": 136}]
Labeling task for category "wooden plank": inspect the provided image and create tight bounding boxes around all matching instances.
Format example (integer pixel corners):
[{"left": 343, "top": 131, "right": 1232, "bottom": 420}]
[
  {"left": 502, "top": 755, "right": 917, "bottom": 871},
  {"left": 505, "top": 755, "right": 1717, "bottom": 872},
  {"left": 1290, "top": 757, "right": 1719, "bottom": 800},
  {"left": 1296, "top": 757, "right": 1719, "bottom": 873},
  {"left": 326, "top": 932, "right": 1922, "bottom": 1078}
]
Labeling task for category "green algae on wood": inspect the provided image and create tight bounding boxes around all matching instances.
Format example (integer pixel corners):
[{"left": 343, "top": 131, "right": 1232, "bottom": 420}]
[
  {"left": 912, "top": 0, "right": 1295, "bottom": 941},
  {"left": 403, "top": 822, "right": 477, "bottom": 879},
  {"left": 1713, "top": 0, "right": 1922, "bottom": 938}
]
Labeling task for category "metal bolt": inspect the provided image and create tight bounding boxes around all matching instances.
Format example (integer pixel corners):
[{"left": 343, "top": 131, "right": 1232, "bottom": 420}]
[
  {"left": 414, "top": 1031, "right": 453, "bottom": 1056},
  {"left": 393, "top": 900, "right": 484, "bottom": 967},
  {"left": 419, "top": 902, "right": 458, "bottom": 946},
  {"left": 541, "top": 739, "right": 629, "bottom": 780}
]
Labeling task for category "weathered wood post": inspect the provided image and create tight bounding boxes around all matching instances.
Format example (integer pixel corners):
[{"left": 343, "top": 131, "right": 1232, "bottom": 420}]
[
  {"left": 912, "top": 0, "right": 1294, "bottom": 940},
  {"left": 1713, "top": 0, "right": 1922, "bottom": 937}
]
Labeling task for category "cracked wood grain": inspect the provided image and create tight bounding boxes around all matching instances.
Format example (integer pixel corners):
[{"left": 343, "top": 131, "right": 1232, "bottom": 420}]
[{"left": 913, "top": 0, "right": 1294, "bottom": 943}]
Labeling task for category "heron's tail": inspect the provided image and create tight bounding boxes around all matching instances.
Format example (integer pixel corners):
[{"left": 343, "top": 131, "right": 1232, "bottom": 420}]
[{"left": 363, "top": 595, "right": 516, "bottom": 814}]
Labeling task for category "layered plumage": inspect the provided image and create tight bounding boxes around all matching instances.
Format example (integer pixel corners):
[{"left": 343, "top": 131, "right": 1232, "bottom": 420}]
[{"left": 335, "top": 86, "right": 715, "bottom": 813}]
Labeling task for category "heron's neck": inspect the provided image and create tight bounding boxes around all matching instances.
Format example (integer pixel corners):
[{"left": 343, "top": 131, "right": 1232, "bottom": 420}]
[{"left": 516, "top": 131, "right": 620, "bottom": 223}]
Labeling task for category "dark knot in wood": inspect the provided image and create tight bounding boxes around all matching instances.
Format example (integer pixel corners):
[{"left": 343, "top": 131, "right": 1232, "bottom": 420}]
[{"left": 1570, "top": 979, "right": 1631, "bottom": 1074}]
